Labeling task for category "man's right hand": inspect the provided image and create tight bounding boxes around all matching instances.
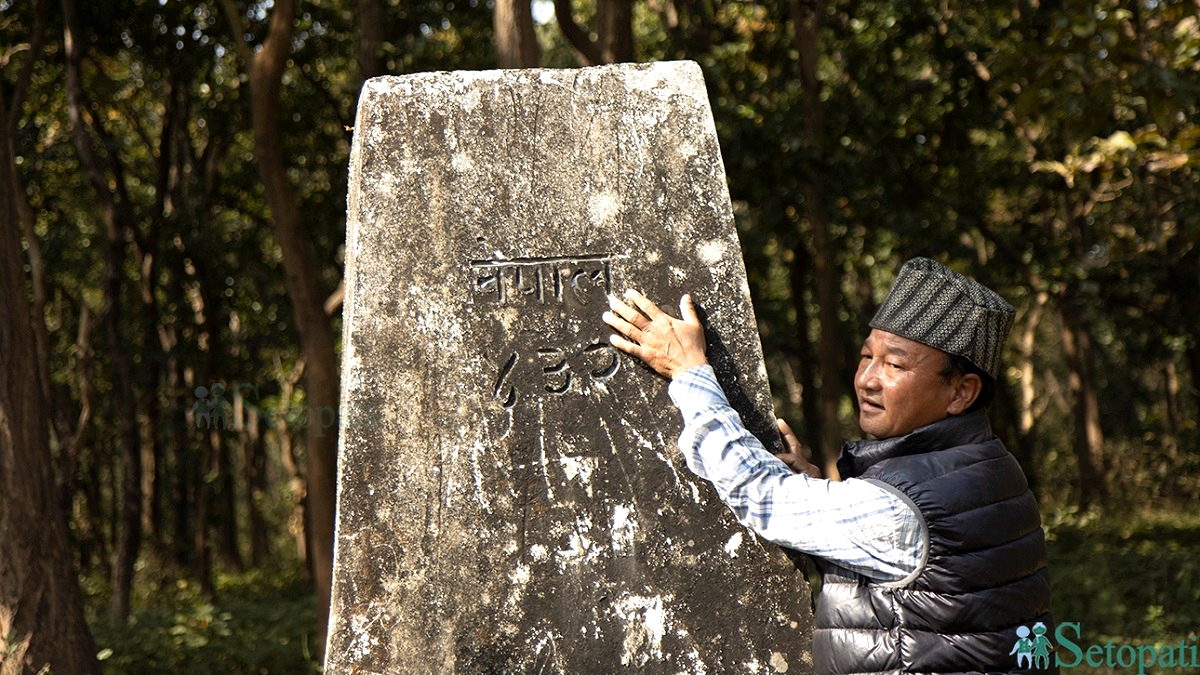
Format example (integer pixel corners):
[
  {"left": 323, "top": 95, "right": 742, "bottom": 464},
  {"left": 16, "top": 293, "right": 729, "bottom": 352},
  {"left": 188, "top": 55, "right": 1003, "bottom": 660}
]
[{"left": 603, "top": 290, "right": 708, "bottom": 380}]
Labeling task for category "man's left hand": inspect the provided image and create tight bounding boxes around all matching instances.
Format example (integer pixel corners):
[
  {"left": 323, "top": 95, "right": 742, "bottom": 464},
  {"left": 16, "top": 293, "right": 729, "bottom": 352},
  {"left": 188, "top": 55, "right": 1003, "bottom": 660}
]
[{"left": 776, "top": 418, "right": 823, "bottom": 479}]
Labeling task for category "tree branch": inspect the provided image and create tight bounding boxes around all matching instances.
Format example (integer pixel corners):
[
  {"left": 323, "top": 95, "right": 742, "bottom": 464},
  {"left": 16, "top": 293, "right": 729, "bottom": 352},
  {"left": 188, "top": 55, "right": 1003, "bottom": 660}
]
[
  {"left": 216, "top": 0, "right": 256, "bottom": 66},
  {"left": 553, "top": 0, "right": 603, "bottom": 66}
]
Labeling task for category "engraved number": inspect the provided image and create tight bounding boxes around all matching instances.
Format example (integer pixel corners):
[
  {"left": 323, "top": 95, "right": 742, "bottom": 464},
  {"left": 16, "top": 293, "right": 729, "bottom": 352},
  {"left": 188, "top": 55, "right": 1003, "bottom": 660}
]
[
  {"left": 494, "top": 353, "right": 518, "bottom": 409},
  {"left": 537, "top": 348, "right": 572, "bottom": 394},
  {"left": 582, "top": 343, "right": 619, "bottom": 379},
  {"left": 493, "top": 343, "right": 618, "bottom": 406}
]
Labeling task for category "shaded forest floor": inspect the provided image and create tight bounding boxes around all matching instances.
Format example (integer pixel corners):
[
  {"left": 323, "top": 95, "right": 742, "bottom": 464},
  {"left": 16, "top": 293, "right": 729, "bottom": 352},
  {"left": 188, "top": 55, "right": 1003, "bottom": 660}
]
[
  {"left": 86, "top": 559, "right": 322, "bottom": 674},
  {"left": 1046, "top": 509, "right": 1200, "bottom": 673},
  {"left": 84, "top": 510, "right": 1200, "bottom": 674}
]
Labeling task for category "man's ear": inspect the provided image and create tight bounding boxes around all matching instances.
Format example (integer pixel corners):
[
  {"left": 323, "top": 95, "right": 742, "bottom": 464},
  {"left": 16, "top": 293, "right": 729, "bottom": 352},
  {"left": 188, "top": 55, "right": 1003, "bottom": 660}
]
[{"left": 947, "top": 373, "right": 982, "bottom": 415}]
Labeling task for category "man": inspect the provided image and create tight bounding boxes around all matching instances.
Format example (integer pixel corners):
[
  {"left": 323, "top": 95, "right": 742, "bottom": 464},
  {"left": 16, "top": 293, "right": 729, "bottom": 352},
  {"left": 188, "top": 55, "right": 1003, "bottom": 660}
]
[{"left": 602, "top": 257, "right": 1055, "bottom": 674}]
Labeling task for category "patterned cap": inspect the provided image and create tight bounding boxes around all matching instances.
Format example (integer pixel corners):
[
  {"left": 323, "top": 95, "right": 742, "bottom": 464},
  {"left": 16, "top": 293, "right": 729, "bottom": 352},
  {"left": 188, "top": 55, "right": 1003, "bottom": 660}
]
[{"left": 869, "top": 257, "right": 1014, "bottom": 379}]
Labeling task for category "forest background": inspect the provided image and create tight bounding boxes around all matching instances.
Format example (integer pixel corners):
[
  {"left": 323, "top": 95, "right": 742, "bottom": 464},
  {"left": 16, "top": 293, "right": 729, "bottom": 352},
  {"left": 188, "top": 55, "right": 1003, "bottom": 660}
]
[{"left": 1, "top": 0, "right": 1198, "bottom": 673}]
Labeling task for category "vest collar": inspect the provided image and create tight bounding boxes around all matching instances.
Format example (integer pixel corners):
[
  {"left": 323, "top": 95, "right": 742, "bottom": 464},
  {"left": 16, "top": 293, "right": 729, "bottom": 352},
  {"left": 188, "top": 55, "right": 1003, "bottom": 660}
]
[{"left": 837, "top": 410, "right": 994, "bottom": 479}]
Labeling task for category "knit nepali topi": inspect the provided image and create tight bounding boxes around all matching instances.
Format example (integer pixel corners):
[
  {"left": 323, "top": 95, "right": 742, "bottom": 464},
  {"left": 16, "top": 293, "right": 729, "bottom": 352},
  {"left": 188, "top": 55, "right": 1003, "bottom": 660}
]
[{"left": 869, "top": 257, "right": 1015, "bottom": 380}]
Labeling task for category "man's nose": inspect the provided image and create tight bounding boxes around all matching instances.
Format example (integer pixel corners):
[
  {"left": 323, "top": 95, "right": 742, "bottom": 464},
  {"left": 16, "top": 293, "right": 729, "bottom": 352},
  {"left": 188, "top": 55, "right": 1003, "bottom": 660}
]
[{"left": 855, "top": 360, "right": 878, "bottom": 390}]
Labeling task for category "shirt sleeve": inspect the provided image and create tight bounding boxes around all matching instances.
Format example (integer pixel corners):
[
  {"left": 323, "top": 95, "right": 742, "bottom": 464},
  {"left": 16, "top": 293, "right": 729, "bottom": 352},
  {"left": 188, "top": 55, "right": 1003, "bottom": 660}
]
[{"left": 667, "top": 365, "right": 925, "bottom": 582}]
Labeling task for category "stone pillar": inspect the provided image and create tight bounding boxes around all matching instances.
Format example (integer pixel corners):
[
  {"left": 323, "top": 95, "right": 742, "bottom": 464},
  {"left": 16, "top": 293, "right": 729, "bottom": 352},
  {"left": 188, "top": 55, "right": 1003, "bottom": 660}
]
[{"left": 328, "top": 60, "right": 813, "bottom": 674}]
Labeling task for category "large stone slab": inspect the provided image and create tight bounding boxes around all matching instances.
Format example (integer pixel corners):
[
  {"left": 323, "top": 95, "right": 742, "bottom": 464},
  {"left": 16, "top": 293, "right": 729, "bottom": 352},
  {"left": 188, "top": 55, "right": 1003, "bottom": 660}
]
[{"left": 327, "top": 60, "right": 813, "bottom": 674}]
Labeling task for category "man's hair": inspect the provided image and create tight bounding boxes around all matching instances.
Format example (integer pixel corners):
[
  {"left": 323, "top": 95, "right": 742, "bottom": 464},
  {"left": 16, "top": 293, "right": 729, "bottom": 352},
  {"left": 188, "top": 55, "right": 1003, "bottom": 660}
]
[{"left": 939, "top": 353, "right": 995, "bottom": 413}]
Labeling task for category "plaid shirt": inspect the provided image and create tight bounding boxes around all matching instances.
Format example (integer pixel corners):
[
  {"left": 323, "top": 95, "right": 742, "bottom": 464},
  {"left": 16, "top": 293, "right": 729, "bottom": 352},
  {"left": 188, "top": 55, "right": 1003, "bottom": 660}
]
[{"left": 668, "top": 365, "right": 925, "bottom": 582}]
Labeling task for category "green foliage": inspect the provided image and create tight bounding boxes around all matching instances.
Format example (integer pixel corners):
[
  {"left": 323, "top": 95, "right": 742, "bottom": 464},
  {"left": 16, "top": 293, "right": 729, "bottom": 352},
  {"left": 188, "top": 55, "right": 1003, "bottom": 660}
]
[
  {"left": 654, "top": 1, "right": 1200, "bottom": 506},
  {"left": 88, "top": 563, "right": 320, "bottom": 675},
  {"left": 1047, "top": 510, "right": 1200, "bottom": 642}
]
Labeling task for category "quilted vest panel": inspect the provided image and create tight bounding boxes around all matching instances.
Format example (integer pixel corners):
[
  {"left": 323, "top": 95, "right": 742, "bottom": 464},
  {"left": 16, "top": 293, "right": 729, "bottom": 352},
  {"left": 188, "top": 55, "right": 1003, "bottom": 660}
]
[{"left": 813, "top": 412, "right": 1055, "bottom": 675}]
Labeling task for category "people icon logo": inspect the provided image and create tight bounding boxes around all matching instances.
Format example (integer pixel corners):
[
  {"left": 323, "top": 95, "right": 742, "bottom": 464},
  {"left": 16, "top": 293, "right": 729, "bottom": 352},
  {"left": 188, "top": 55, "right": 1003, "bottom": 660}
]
[
  {"left": 1012, "top": 622, "right": 1054, "bottom": 669},
  {"left": 192, "top": 384, "right": 232, "bottom": 430}
]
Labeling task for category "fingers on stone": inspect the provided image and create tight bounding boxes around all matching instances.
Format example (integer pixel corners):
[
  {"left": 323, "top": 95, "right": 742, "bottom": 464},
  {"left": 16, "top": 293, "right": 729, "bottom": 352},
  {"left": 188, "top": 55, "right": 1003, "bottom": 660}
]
[
  {"left": 603, "top": 304, "right": 632, "bottom": 328},
  {"left": 608, "top": 295, "right": 651, "bottom": 329},
  {"left": 624, "top": 288, "right": 664, "bottom": 319}
]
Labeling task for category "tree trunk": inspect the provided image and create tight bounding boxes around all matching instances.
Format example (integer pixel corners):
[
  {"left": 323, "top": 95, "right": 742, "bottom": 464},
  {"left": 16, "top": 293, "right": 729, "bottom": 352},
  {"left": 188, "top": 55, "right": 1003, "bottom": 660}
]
[
  {"left": 1059, "top": 295, "right": 1107, "bottom": 510},
  {"left": 243, "top": 405, "right": 271, "bottom": 566},
  {"left": 215, "top": 418, "right": 244, "bottom": 571},
  {"left": 139, "top": 407, "right": 161, "bottom": 543},
  {"left": 1006, "top": 290, "right": 1048, "bottom": 489},
  {"left": 61, "top": 0, "right": 143, "bottom": 625},
  {"left": 277, "top": 361, "right": 311, "bottom": 574},
  {"left": 787, "top": 241, "right": 836, "bottom": 477},
  {"left": 790, "top": 0, "right": 845, "bottom": 472},
  {"left": 596, "top": 0, "right": 634, "bottom": 63},
  {"left": 1186, "top": 344, "right": 1200, "bottom": 425},
  {"left": 495, "top": 0, "right": 541, "bottom": 68},
  {"left": 357, "top": 0, "right": 388, "bottom": 81},
  {"left": 171, "top": 358, "right": 195, "bottom": 570},
  {"left": 0, "top": 79, "right": 101, "bottom": 675},
  {"left": 219, "top": 0, "right": 341, "bottom": 649},
  {"left": 61, "top": 304, "right": 96, "bottom": 522},
  {"left": 79, "top": 408, "right": 109, "bottom": 574},
  {"left": 9, "top": 0, "right": 58, "bottom": 447},
  {"left": 185, "top": 254, "right": 230, "bottom": 585},
  {"left": 194, "top": 427, "right": 215, "bottom": 597},
  {"left": 170, "top": 242, "right": 205, "bottom": 570},
  {"left": 139, "top": 74, "right": 188, "bottom": 549},
  {"left": 1162, "top": 361, "right": 1179, "bottom": 460},
  {"left": 1017, "top": 291, "right": 1048, "bottom": 435},
  {"left": 1167, "top": 241, "right": 1200, "bottom": 416}
]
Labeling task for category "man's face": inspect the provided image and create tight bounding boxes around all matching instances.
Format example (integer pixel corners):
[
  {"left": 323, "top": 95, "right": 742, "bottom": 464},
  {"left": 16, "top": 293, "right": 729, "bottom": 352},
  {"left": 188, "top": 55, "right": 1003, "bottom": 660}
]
[{"left": 854, "top": 329, "right": 961, "bottom": 439}]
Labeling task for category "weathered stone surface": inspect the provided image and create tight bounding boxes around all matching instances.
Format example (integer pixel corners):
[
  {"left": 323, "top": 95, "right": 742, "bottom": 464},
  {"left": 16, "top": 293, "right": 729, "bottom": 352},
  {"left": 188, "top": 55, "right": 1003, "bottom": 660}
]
[{"left": 327, "top": 60, "right": 813, "bottom": 674}]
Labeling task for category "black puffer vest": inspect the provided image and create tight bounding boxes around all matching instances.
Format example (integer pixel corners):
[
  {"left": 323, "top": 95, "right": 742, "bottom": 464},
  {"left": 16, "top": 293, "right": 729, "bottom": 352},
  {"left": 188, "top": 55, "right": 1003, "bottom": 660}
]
[{"left": 812, "top": 411, "right": 1055, "bottom": 675}]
